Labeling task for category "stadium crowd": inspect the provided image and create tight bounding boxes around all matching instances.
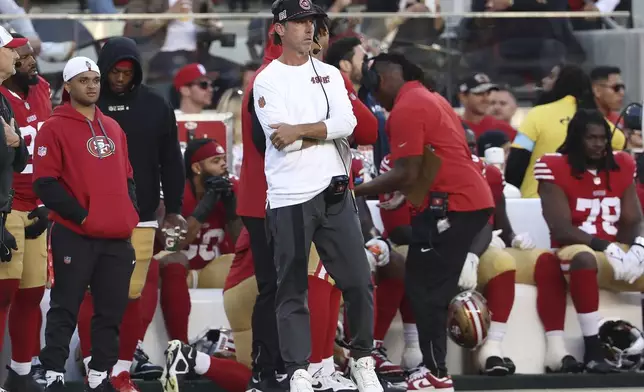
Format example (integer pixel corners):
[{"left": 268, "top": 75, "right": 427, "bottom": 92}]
[{"left": 0, "top": 1, "right": 644, "bottom": 392}]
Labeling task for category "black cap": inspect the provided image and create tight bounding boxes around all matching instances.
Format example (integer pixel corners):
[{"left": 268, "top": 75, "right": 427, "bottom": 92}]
[
  {"left": 459, "top": 73, "right": 498, "bottom": 94},
  {"left": 272, "top": 0, "right": 327, "bottom": 23},
  {"left": 477, "top": 130, "right": 510, "bottom": 157}
]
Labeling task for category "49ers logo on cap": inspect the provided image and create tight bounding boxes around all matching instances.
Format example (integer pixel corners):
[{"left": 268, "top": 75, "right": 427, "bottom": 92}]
[
  {"left": 299, "top": 0, "right": 311, "bottom": 10},
  {"left": 86, "top": 61, "right": 92, "bottom": 71},
  {"left": 87, "top": 136, "right": 116, "bottom": 158}
]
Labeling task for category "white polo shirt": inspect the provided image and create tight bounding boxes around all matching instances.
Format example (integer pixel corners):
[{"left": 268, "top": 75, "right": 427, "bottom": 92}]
[{"left": 254, "top": 57, "right": 357, "bottom": 209}]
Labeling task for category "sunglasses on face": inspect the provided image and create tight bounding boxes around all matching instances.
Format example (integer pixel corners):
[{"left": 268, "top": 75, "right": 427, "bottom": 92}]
[
  {"left": 189, "top": 80, "right": 213, "bottom": 90},
  {"left": 601, "top": 83, "right": 625, "bottom": 93}
]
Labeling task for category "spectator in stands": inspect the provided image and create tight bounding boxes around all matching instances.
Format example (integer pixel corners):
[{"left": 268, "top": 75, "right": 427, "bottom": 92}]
[
  {"left": 174, "top": 63, "right": 214, "bottom": 115},
  {"left": 458, "top": 73, "right": 516, "bottom": 141},
  {"left": 325, "top": 37, "right": 390, "bottom": 171},
  {"left": 488, "top": 86, "right": 518, "bottom": 125},
  {"left": 590, "top": 66, "right": 625, "bottom": 125},
  {"left": 505, "top": 64, "right": 626, "bottom": 198},
  {"left": 568, "top": 0, "right": 623, "bottom": 30}
]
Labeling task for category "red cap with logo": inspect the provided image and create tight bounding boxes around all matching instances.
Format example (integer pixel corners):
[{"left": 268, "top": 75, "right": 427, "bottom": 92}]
[{"left": 174, "top": 63, "right": 208, "bottom": 91}]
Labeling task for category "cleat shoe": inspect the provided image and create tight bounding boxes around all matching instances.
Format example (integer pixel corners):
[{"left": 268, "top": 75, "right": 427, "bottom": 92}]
[
  {"left": 44, "top": 376, "right": 65, "bottom": 392},
  {"left": 85, "top": 379, "right": 116, "bottom": 392},
  {"left": 370, "top": 348, "right": 405, "bottom": 383},
  {"left": 159, "top": 340, "right": 197, "bottom": 392},
  {"left": 3, "top": 366, "right": 44, "bottom": 392},
  {"left": 31, "top": 364, "right": 47, "bottom": 386},
  {"left": 479, "top": 356, "right": 509, "bottom": 377},
  {"left": 130, "top": 347, "right": 163, "bottom": 380}
]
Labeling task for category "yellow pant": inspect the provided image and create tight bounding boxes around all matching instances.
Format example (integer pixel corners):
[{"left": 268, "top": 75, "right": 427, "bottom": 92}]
[
  {"left": 186, "top": 254, "right": 234, "bottom": 289},
  {"left": 558, "top": 244, "right": 644, "bottom": 292},
  {"left": 0, "top": 210, "right": 47, "bottom": 288},
  {"left": 223, "top": 276, "right": 258, "bottom": 369},
  {"left": 128, "top": 227, "right": 156, "bottom": 299}
]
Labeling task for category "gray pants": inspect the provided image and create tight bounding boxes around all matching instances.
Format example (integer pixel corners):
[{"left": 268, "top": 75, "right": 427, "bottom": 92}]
[{"left": 266, "top": 191, "right": 374, "bottom": 373}]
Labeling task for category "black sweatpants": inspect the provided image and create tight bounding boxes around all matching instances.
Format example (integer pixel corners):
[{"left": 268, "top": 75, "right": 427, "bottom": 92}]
[
  {"left": 405, "top": 208, "right": 492, "bottom": 376},
  {"left": 241, "top": 216, "right": 284, "bottom": 376},
  {"left": 39, "top": 223, "right": 135, "bottom": 373}
]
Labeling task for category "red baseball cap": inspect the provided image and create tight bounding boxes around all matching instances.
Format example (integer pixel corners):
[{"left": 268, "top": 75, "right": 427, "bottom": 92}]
[
  {"left": 174, "top": 63, "right": 208, "bottom": 91},
  {"left": 0, "top": 27, "right": 28, "bottom": 49}
]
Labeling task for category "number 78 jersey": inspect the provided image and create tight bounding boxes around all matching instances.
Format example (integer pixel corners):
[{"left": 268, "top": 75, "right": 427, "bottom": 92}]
[{"left": 535, "top": 152, "right": 636, "bottom": 247}]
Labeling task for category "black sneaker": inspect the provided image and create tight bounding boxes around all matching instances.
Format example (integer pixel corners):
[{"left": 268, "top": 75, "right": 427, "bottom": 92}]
[
  {"left": 44, "top": 376, "right": 65, "bottom": 392},
  {"left": 84, "top": 379, "right": 116, "bottom": 392},
  {"left": 31, "top": 365, "right": 47, "bottom": 386},
  {"left": 3, "top": 367, "right": 44, "bottom": 392},
  {"left": 480, "top": 356, "right": 510, "bottom": 377},
  {"left": 160, "top": 340, "right": 197, "bottom": 392},
  {"left": 130, "top": 347, "right": 164, "bottom": 381}
]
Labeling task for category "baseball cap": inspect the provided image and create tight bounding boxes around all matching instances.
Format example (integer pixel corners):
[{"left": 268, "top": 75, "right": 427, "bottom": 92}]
[
  {"left": 63, "top": 56, "right": 100, "bottom": 82},
  {"left": 459, "top": 73, "right": 498, "bottom": 94},
  {"left": 272, "top": 0, "right": 327, "bottom": 23},
  {"left": 174, "top": 63, "right": 208, "bottom": 91},
  {"left": 0, "top": 26, "right": 27, "bottom": 49}
]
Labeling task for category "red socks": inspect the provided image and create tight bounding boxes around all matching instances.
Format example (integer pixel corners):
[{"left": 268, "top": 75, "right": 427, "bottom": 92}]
[
  {"left": 324, "top": 287, "right": 342, "bottom": 358},
  {"left": 308, "top": 276, "right": 332, "bottom": 363},
  {"left": 203, "top": 356, "right": 251, "bottom": 392},
  {"left": 8, "top": 286, "right": 45, "bottom": 362},
  {"left": 535, "top": 252, "right": 567, "bottom": 332},
  {"left": 569, "top": 269, "right": 599, "bottom": 314},
  {"left": 374, "top": 278, "right": 405, "bottom": 341},
  {"left": 119, "top": 299, "right": 142, "bottom": 361},
  {"left": 160, "top": 263, "right": 191, "bottom": 343},
  {"left": 0, "top": 279, "right": 19, "bottom": 352},
  {"left": 139, "top": 258, "right": 160, "bottom": 340},
  {"left": 485, "top": 271, "right": 515, "bottom": 323},
  {"left": 78, "top": 292, "right": 94, "bottom": 358}
]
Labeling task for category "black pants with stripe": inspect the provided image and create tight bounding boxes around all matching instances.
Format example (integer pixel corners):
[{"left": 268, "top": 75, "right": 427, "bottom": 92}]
[
  {"left": 39, "top": 223, "right": 135, "bottom": 373},
  {"left": 242, "top": 216, "right": 284, "bottom": 376},
  {"left": 266, "top": 191, "right": 374, "bottom": 374},
  {"left": 405, "top": 208, "right": 492, "bottom": 376}
]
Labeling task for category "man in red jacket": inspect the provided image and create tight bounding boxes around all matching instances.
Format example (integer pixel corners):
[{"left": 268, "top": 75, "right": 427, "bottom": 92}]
[{"left": 33, "top": 56, "right": 139, "bottom": 391}]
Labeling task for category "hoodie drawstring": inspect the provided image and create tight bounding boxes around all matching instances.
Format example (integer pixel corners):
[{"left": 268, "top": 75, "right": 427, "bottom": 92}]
[{"left": 86, "top": 118, "right": 111, "bottom": 160}]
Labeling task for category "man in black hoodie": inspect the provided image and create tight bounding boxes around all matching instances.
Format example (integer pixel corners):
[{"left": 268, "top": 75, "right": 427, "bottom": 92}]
[{"left": 76, "top": 37, "right": 186, "bottom": 390}]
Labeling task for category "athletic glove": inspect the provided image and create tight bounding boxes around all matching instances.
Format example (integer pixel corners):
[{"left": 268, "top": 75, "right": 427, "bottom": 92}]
[
  {"left": 604, "top": 243, "right": 628, "bottom": 281},
  {"left": 458, "top": 252, "right": 479, "bottom": 290},
  {"left": 0, "top": 227, "right": 17, "bottom": 262},
  {"left": 365, "top": 238, "right": 390, "bottom": 267},
  {"left": 205, "top": 176, "right": 233, "bottom": 198},
  {"left": 24, "top": 206, "right": 50, "bottom": 239},
  {"left": 511, "top": 232, "right": 535, "bottom": 250},
  {"left": 489, "top": 229, "right": 506, "bottom": 249},
  {"left": 624, "top": 237, "right": 644, "bottom": 284}
]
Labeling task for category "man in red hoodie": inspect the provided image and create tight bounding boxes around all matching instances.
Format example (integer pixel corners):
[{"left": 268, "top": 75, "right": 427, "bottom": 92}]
[{"left": 33, "top": 56, "right": 140, "bottom": 392}]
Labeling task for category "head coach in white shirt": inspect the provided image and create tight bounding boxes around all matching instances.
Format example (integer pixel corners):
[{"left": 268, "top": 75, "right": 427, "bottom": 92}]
[{"left": 253, "top": 1, "right": 381, "bottom": 392}]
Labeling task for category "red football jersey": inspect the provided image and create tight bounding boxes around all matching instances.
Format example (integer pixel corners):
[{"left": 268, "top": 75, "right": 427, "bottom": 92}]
[
  {"left": 181, "top": 178, "right": 238, "bottom": 270},
  {"left": 535, "top": 152, "right": 636, "bottom": 247},
  {"left": 472, "top": 155, "right": 504, "bottom": 225},
  {"left": 0, "top": 77, "right": 52, "bottom": 211},
  {"left": 378, "top": 154, "right": 412, "bottom": 238},
  {"left": 223, "top": 227, "right": 255, "bottom": 292}
]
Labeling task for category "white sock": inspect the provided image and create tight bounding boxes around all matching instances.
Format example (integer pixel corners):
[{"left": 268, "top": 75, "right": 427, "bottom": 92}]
[
  {"left": 578, "top": 312, "right": 600, "bottom": 337},
  {"left": 45, "top": 371, "right": 64, "bottom": 387},
  {"left": 194, "top": 351, "right": 210, "bottom": 375},
  {"left": 308, "top": 362, "right": 323, "bottom": 377},
  {"left": 10, "top": 360, "right": 31, "bottom": 376},
  {"left": 88, "top": 369, "right": 107, "bottom": 389},
  {"left": 403, "top": 323, "right": 419, "bottom": 346},
  {"left": 111, "top": 360, "right": 132, "bottom": 377},
  {"left": 32, "top": 356, "right": 41, "bottom": 366},
  {"left": 322, "top": 357, "right": 335, "bottom": 376},
  {"left": 83, "top": 357, "right": 91, "bottom": 375},
  {"left": 478, "top": 338, "right": 502, "bottom": 359},
  {"left": 487, "top": 321, "right": 507, "bottom": 342},
  {"left": 546, "top": 331, "right": 568, "bottom": 356}
]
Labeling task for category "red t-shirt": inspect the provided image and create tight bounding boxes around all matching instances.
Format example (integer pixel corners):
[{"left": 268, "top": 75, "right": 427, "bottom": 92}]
[
  {"left": 535, "top": 152, "right": 635, "bottom": 248},
  {"left": 342, "top": 73, "right": 377, "bottom": 146},
  {"left": 387, "top": 82, "right": 494, "bottom": 212},
  {"left": 0, "top": 77, "right": 52, "bottom": 212},
  {"left": 181, "top": 180, "right": 236, "bottom": 270},
  {"left": 462, "top": 115, "right": 517, "bottom": 141},
  {"left": 223, "top": 227, "right": 255, "bottom": 292}
]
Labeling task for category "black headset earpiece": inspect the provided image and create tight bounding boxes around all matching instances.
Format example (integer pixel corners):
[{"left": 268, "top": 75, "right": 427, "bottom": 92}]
[{"left": 361, "top": 55, "right": 379, "bottom": 93}]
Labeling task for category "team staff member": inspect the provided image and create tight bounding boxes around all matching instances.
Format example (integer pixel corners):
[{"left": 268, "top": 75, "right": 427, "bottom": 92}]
[
  {"left": 253, "top": 1, "right": 380, "bottom": 392},
  {"left": 34, "top": 57, "right": 139, "bottom": 391},
  {"left": 354, "top": 53, "right": 494, "bottom": 392},
  {"left": 77, "top": 36, "right": 185, "bottom": 389},
  {"left": 0, "top": 34, "right": 52, "bottom": 392}
]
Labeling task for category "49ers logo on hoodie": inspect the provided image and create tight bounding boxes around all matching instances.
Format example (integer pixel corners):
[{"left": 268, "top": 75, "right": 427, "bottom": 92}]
[{"left": 87, "top": 136, "right": 116, "bottom": 158}]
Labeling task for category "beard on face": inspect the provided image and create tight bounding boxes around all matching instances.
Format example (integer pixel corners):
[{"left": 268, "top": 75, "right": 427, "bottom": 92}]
[{"left": 13, "top": 69, "right": 39, "bottom": 91}]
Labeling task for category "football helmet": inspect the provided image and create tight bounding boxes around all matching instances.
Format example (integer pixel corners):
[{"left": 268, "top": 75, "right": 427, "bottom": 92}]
[
  {"left": 598, "top": 318, "right": 644, "bottom": 371},
  {"left": 447, "top": 290, "right": 491, "bottom": 350},
  {"left": 190, "top": 327, "right": 236, "bottom": 358}
]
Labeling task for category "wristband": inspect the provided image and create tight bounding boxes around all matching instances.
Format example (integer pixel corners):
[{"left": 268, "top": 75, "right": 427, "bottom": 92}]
[
  {"left": 590, "top": 237, "right": 610, "bottom": 252},
  {"left": 191, "top": 189, "right": 221, "bottom": 223}
]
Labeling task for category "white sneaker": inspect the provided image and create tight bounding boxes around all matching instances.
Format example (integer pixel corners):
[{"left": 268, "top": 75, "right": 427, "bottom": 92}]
[
  {"left": 313, "top": 370, "right": 358, "bottom": 392},
  {"left": 349, "top": 357, "right": 383, "bottom": 392},
  {"left": 291, "top": 369, "right": 314, "bottom": 392}
]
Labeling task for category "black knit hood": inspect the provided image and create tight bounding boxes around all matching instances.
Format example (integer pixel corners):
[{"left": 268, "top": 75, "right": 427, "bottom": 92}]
[{"left": 97, "top": 37, "right": 143, "bottom": 97}]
